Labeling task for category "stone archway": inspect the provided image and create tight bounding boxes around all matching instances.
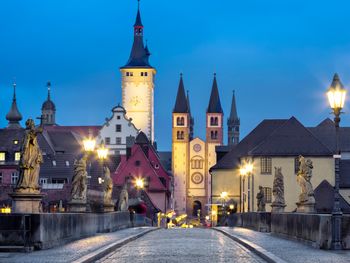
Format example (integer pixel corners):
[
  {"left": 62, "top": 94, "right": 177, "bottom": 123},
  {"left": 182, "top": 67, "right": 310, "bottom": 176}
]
[{"left": 192, "top": 200, "right": 202, "bottom": 217}]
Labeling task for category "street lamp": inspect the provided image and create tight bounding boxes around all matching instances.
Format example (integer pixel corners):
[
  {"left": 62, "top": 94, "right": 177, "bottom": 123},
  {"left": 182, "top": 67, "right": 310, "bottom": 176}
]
[
  {"left": 83, "top": 134, "right": 96, "bottom": 212},
  {"left": 327, "top": 73, "right": 346, "bottom": 250},
  {"left": 134, "top": 177, "right": 144, "bottom": 198},
  {"left": 240, "top": 166, "right": 247, "bottom": 212}
]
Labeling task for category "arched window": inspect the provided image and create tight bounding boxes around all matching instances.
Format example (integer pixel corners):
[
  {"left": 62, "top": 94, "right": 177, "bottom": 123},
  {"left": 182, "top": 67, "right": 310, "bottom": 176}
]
[
  {"left": 177, "top": 131, "right": 185, "bottom": 140},
  {"left": 211, "top": 131, "right": 218, "bottom": 140},
  {"left": 177, "top": 117, "right": 185, "bottom": 126}
]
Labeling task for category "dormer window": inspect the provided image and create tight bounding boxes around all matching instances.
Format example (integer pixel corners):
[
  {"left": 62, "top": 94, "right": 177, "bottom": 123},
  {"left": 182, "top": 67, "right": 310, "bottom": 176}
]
[{"left": 15, "top": 152, "right": 21, "bottom": 161}]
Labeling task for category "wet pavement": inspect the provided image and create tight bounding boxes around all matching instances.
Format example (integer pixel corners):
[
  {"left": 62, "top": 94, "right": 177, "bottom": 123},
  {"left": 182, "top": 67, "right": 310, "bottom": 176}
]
[{"left": 97, "top": 228, "right": 266, "bottom": 263}]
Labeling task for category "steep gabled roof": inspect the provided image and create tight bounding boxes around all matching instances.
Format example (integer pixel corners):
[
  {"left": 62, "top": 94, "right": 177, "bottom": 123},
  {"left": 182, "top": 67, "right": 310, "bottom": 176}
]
[
  {"left": 135, "top": 131, "right": 149, "bottom": 145},
  {"left": 211, "top": 119, "right": 287, "bottom": 170},
  {"left": 207, "top": 74, "right": 223, "bottom": 113},
  {"left": 173, "top": 74, "right": 189, "bottom": 113},
  {"left": 308, "top": 118, "right": 350, "bottom": 152},
  {"left": 249, "top": 117, "right": 332, "bottom": 156},
  {"left": 6, "top": 83, "right": 22, "bottom": 129}
]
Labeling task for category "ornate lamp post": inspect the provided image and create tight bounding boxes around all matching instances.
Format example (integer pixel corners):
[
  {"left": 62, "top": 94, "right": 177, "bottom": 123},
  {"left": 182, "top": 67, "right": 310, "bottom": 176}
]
[
  {"left": 327, "top": 73, "right": 346, "bottom": 250},
  {"left": 245, "top": 163, "right": 253, "bottom": 212},
  {"left": 240, "top": 167, "right": 247, "bottom": 212},
  {"left": 83, "top": 135, "right": 96, "bottom": 211},
  {"left": 97, "top": 143, "right": 108, "bottom": 183}
]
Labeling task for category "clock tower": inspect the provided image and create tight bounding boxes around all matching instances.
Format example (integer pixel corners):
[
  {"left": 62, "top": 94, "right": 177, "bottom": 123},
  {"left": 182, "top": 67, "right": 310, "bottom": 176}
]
[{"left": 120, "top": 1, "right": 156, "bottom": 142}]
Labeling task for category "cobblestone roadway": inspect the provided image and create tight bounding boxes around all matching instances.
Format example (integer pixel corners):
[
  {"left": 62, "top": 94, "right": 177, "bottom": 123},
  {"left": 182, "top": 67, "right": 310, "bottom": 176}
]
[{"left": 97, "top": 228, "right": 266, "bottom": 263}]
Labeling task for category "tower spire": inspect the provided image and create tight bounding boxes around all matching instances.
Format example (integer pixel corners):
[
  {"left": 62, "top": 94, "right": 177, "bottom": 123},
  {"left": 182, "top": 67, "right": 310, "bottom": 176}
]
[
  {"left": 207, "top": 73, "right": 223, "bottom": 113},
  {"left": 41, "top": 81, "right": 56, "bottom": 126},
  {"left": 47, "top": 81, "right": 51, "bottom": 101},
  {"left": 227, "top": 90, "right": 240, "bottom": 146},
  {"left": 173, "top": 73, "right": 189, "bottom": 113},
  {"left": 6, "top": 81, "right": 23, "bottom": 129}
]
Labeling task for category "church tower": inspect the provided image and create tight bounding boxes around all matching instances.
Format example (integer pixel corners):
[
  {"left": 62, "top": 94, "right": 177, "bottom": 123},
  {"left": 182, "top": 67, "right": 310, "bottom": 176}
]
[
  {"left": 227, "top": 90, "right": 240, "bottom": 146},
  {"left": 172, "top": 74, "right": 191, "bottom": 214},
  {"left": 206, "top": 74, "right": 223, "bottom": 205},
  {"left": 41, "top": 81, "right": 56, "bottom": 126},
  {"left": 6, "top": 82, "right": 22, "bottom": 129},
  {"left": 120, "top": 1, "right": 156, "bottom": 142}
]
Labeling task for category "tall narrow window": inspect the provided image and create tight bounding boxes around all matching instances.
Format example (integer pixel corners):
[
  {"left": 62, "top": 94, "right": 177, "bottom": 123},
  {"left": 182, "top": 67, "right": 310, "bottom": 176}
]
[
  {"left": 11, "top": 172, "right": 19, "bottom": 185},
  {"left": 261, "top": 157, "right": 272, "bottom": 174},
  {"left": 116, "top": 124, "right": 122, "bottom": 132},
  {"left": 177, "top": 117, "right": 185, "bottom": 126},
  {"left": 116, "top": 137, "right": 122, "bottom": 144},
  {"left": 105, "top": 137, "right": 111, "bottom": 145},
  {"left": 263, "top": 187, "right": 272, "bottom": 203},
  {"left": 0, "top": 152, "right": 5, "bottom": 162},
  {"left": 15, "top": 152, "right": 21, "bottom": 161},
  {"left": 294, "top": 157, "right": 300, "bottom": 174}
]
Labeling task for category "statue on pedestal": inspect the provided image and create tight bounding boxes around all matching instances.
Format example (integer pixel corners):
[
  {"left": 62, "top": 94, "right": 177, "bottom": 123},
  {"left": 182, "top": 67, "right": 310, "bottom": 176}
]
[
  {"left": 103, "top": 166, "right": 113, "bottom": 206},
  {"left": 271, "top": 167, "right": 286, "bottom": 213},
  {"left": 117, "top": 183, "right": 129, "bottom": 211},
  {"left": 70, "top": 156, "right": 88, "bottom": 202},
  {"left": 296, "top": 155, "right": 316, "bottom": 213},
  {"left": 256, "top": 185, "right": 266, "bottom": 212},
  {"left": 16, "top": 119, "right": 43, "bottom": 194}
]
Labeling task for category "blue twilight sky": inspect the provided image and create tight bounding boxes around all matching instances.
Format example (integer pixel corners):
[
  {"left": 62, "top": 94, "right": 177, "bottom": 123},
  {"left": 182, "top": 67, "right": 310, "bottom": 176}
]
[{"left": 1, "top": 0, "right": 350, "bottom": 151}]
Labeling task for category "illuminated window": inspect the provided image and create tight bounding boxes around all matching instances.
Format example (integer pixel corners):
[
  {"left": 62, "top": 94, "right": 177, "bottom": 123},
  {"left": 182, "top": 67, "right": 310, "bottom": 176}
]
[
  {"left": 13, "top": 140, "right": 19, "bottom": 145},
  {"left": 11, "top": 172, "right": 19, "bottom": 185},
  {"left": 263, "top": 187, "right": 272, "bottom": 203},
  {"left": 52, "top": 160, "right": 56, "bottom": 166},
  {"left": 261, "top": 157, "right": 272, "bottom": 174},
  {"left": 15, "top": 152, "right": 21, "bottom": 161},
  {"left": 65, "top": 161, "right": 70, "bottom": 167},
  {"left": 0, "top": 152, "right": 5, "bottom": 161}
]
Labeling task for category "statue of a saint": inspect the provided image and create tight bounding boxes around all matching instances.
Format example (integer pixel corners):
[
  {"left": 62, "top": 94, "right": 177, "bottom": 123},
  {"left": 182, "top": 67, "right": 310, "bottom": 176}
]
[
  {"left": 272, "top": 167, "right": 285, "bottom": 205},
  {"left": 117, "top": 183, "right": 129, "bottom": 211},
  {"left": 256, "top": 185, "right": 266, "bottom": 212},
  {"left": 103, "top": 166, "right": 113, "bottom": 205},
  {"left": 71, "top": 156, "right": 88, "bottom": 201},
  {"left": 16, "top": 119, "right": 43, "bottom": 194},
  {"left": 297, "top": 155, "right": 315, "bottom": 204}
]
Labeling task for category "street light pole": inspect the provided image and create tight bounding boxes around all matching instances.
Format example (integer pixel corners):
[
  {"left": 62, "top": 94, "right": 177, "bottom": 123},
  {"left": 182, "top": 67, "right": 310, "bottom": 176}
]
[{"left": 327, "top": 73, "right": 346, "bottom": 250}]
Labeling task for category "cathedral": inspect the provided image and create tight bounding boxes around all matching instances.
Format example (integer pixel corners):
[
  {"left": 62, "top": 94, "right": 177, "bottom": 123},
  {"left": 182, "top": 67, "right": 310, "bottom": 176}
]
[{"left": 172, "top": 74, "right": 240, "bottom": 217}]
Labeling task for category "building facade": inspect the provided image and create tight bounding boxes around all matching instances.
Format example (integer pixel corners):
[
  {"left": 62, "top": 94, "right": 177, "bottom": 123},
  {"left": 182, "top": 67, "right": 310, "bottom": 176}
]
[
  {"left": 120, "top": 3, "right": 156, "bottom": 142},
  {"left": 172, "top": 74, "right": 237, "bottom": 217},
  {"left": 96, "top": 105, "right": 139, "bottom": 155}
]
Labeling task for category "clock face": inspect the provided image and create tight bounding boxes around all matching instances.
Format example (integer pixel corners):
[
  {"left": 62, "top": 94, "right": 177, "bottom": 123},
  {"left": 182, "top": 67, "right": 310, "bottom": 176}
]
[
  {"left": 191, "top": 173, "right": 203, "bottom": 184},
  {"left": 193, "top": 144, "right": 201, "bottom": 152},
  {"left": 129, "top": 96, "right": 142, "bottom": 107}
]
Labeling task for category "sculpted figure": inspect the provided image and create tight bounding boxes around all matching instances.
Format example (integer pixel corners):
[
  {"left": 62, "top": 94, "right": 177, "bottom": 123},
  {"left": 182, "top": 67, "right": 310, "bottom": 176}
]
[
  {"left": 71, "top": 156, "right": 88, "bottom": 201},
  {"left": 256, "top": 185, "right": 266, "bottom": 212},
  {"left": 272, "top": 167, "right": 285, "bottom": 205},
  {"left": 16, "top": 119, "right": 43, "bottom": 193},
  {"left": 297, "top": 155, "right": 315, "bottom": 204},
  {"left": 103, "top": 166, "right": 113, "bottom": 205},
  {"left": 118, "top": 183, "right": 129, "bottom": 211}
]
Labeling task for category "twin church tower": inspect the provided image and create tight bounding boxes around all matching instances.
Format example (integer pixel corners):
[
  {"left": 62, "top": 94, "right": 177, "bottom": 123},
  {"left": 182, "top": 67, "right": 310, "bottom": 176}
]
[{"left": 122, "top": 2, "right": 240, "bottom": 215}]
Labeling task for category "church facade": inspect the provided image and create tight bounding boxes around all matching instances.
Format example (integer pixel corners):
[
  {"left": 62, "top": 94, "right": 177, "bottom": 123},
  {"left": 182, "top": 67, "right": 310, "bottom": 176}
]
[{"left": 172, "top": 74, "right": 239, "bottom": 216}]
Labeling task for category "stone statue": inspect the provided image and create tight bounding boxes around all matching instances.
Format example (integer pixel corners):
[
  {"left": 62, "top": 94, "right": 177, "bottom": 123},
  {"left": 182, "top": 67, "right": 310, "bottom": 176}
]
[
  {"left": 16, "top": 119, "right": 43, "bottom": 194},
  {"left": 103, "top": 166, "right": 113, "bottom": 205},
  {"left": 297, "top": 155, "right": 315, "bottom": 204},
  {"left": 70, "top": 156, "right": 88, "bottom": 201},
  {"left": 117, "top": 183, "right": 129, "bottom": 211},
  {"left": 256, "top": 185, "right": 266, "bottom": 212},
  {"left": 271, "top": 167, "right": 286, "bottom": 212}
]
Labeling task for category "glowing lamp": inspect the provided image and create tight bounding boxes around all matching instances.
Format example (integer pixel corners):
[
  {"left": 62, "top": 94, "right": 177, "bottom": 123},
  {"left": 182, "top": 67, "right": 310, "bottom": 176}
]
[
  {"left": 135, "top": 177, "right": 144, "bottom": 189},
  {"left": 327, "top": 73, "right": 346, "bottom": 111},
  {"left": 97, "top": 145, "right": 108, "bottom": 160},
  {"left": 245, "top": 163, "right": 253, "bottom": 173},
  {"left": 220, "top": 191, "right": 228, "bottom": 199},
  {"left": 83, "top": 138, "right": 96, "bottom": 152}
]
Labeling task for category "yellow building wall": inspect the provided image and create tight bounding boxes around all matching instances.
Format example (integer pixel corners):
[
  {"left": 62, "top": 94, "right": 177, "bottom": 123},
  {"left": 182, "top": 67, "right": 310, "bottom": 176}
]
[
  {"left": 211, "top": 169, "right": 241, "bottom": 210},
  {"left": 121, "top": 68, "right": 156, "bottom": 141},
  {"left": 172, "top": 142, "right": 188, "bottom": 214},
  {"left": 206, "top": 142, "right": 219, "bottom": 205},
  {"left": 243, "top": 156, "right": 334, "bottom": 212}
]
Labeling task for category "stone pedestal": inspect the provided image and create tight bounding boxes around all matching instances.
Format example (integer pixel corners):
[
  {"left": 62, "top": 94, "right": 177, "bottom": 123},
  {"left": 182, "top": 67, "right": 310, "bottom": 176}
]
[
  {"left": 296, "top": 202, "right": 316, "bottom": 213},
  {"left": 271, "top": 203, "right": 286, "bottom": 213},
  {"left": 9, "top": 192, "right": 45, "bottom": 213},
  {"left": 68, "top": 199, "right": 87, "bottom": 212},
  {"left": 103, "top": 203, "right": 115, "bottom": 213}
]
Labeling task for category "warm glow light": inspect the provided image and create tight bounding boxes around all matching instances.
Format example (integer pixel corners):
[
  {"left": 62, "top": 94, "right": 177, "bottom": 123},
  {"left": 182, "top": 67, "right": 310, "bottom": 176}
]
[
  {"left": 83, "top": 138, "right": 96, "bottom": 152},
  {"left": 134, "top": 177, "right": 144, "bottom": 189},
  {"left": 327, "top": 89, "right": 346, "bottom": 110},
  {"left": 0, "top": 207, "right": 11, "bottom": 214},
  {"left": 245, "top": 163, "right": 253, "bottom": 173},
  {"left": 97, "top": 145, "right": 108, "bottom": 160},
  {"left": 240, "top": 167, "right": 247, "bottom": 176},
  {"left": 220, "top": 191, "right": 228, "bottom": 199},
  {"left": 229, "top": 204, "right": 234, "bottom": 210},
  {"left": 211, "top": 210, "right": 217, "bottom": 216},
  {"left": 205, "top": 216, "right": 210, "bottom": 220}
]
